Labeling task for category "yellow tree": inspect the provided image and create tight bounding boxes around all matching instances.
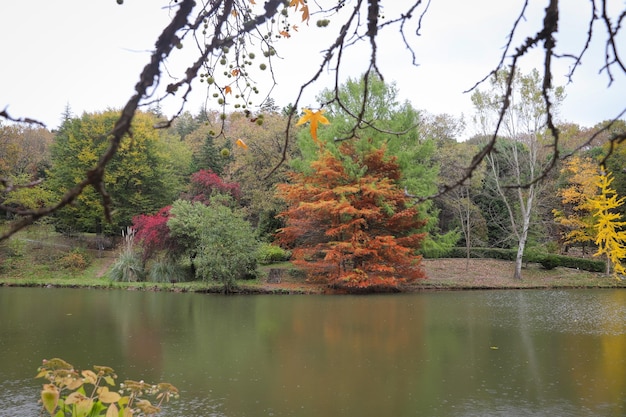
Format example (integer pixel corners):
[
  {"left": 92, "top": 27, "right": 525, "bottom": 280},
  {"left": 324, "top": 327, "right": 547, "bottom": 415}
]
[
  {"left": 588, "top": 171, "right": 626, "bottom": 278},
  {"left": 553, "top": 156, "right": 601, "bottom": 254}
]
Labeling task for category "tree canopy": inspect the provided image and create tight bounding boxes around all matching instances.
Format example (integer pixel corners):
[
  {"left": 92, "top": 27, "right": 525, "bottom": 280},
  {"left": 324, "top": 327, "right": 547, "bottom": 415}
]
[{"left": 1, "top": 0, "right": 626, "bottom": 240}]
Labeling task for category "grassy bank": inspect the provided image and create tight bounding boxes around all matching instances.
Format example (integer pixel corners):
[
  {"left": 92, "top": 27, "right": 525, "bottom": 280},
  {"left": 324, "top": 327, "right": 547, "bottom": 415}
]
[
  {"left": 1, "top": 226, "right": 624, "bottom": 292},
  {"left": 1, "top": 255, "right": 625, "bottom": 294}
]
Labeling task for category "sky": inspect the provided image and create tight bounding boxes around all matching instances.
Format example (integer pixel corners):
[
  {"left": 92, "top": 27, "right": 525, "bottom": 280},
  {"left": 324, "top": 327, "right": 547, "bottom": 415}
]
[{"left": 1, "top": 1, "right": 624, "bottom": 138}]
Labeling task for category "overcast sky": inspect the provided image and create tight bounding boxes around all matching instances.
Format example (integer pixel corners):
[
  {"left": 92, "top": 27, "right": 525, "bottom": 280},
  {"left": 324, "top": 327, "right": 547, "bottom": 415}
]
[{"left": 1, "top": 1, "right": 624, "bottom": 137}]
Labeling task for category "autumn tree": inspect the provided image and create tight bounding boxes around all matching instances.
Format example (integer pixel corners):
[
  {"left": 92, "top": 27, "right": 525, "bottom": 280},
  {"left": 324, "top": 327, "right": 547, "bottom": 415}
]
[
  {"left": 553, "top": 155, "right": 601, "bottom": 254},
  {"left": 588, "top": 170, "right": 626, "bottom": 278},
  {"left": 222, "top": 111, "right": 299, "bottom": 235},
  {"left": 47, "top": 111, "right": 191, "bottom": 235},
  {"left": 277, "top": 142, "right": 426, "bottom": 292},
  {"left": 0, "top": 124, "right": 55, "bottom": 216},
  {"left": 0, "top": 124, "right": 53, "bottom": 178},
  {"left": 301, "top": 74, "right": 456, "bottom": 255}
]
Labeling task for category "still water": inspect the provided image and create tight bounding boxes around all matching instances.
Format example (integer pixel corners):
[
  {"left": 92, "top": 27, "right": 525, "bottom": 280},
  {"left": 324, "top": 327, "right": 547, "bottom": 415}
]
[{"left": 1, "top": 287, "right": 625, "bottom": 416}]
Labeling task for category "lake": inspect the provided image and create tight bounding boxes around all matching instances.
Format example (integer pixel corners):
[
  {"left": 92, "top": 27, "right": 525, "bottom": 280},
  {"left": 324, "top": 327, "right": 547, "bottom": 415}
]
[{"left": 1, "top": 287, "right": 625, "bottom": 416}]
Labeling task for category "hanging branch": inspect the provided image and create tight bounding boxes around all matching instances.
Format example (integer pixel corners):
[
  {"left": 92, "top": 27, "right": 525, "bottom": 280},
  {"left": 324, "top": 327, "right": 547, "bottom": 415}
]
[{"left": 0, "top": 0, "right": 196, "bottom": 241}]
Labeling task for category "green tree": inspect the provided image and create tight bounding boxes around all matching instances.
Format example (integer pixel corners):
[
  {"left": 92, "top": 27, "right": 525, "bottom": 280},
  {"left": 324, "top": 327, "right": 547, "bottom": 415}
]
[
  {"left": 167, "top": 197, "right": 259, "bottom": 291},
  {"left": 191, "top": 133, "right": 232, "bottom": 175},
  {"left": 47, "top": 111, "right": 191, "bottom": 234},
  {"left": 601, "top": 120, "right": 626, "bottom": 217},
  {"left": 588, "top": 170, "right": 626, "bottom": 278},
  {"left": 299, "top": 74, "right": 454, "bottom": 254},
  {"left": 2, "top": 173, "right": 56, "bottom": 212}
]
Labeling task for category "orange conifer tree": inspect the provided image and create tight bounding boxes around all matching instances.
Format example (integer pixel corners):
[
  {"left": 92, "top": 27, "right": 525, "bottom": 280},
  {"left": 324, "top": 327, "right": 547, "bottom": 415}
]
[{"left": 276, "top": 142, "right": 426, "bottom": 291}]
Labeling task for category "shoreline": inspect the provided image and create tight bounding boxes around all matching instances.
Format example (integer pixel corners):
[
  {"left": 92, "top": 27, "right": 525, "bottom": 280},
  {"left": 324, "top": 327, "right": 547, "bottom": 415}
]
[{"left": 1, "top": 259, "right": 624, "bottom": 294}]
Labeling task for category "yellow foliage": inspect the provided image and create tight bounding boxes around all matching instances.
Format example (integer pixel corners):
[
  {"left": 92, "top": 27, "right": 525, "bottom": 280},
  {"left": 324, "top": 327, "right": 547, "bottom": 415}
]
[
  {"left": 296, "top": 108, "right": 330, "bottom": 145},
  {"left": 554, "top": 156, "right": 601, "bottom": 246},
  {"left": 588, "top": 171, "right": 626, "bottom": 278}
]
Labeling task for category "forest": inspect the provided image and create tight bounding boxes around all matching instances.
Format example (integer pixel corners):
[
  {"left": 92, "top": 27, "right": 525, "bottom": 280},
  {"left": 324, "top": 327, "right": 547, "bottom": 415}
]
[{"left": 1, "top": 72, "right": 625, "bottom": 291}]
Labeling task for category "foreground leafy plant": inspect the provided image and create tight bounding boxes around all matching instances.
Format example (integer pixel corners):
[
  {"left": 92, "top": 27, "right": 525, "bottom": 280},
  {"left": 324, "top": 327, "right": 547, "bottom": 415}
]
[{"left": 37, "top": 358, "right": 178, "bottom": 417}]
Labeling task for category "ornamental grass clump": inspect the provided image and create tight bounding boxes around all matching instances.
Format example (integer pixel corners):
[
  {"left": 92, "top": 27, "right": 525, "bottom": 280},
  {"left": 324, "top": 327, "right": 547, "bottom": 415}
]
[{"left": 109, "top": 227, "right": 144, "bottom": 282}]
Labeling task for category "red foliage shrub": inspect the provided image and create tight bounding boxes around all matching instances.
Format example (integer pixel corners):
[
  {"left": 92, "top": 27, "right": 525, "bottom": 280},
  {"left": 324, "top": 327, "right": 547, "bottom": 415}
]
[
  {"left": 132, "top": 205, "right": 177, "bottom": 261},
  {"left": 189, "top": 169, "right": 241, "bottom": 203}
]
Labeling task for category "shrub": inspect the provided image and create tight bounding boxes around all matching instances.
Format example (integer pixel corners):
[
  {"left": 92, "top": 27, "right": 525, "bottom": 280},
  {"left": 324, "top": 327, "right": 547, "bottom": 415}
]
[
  {"left": 443, "top": 247, "right": 606, "bottom": 273},
  {"left": 148, "top": 260, "right": 190, "bottom": 283},
  {"left": 257, "top": 243, "right": 291, "bottom": 265},
  {"left": 537, "top": 254, "right": 560, "bottom": 270},
  {"left": 37, "top": 358, "right": 178, "bottom": 417},
  {"left": 58, "top": 248, "right": 92, "bottom": 272},
  {"left": 168, "top": 199, "right": 260, "bottom": 291}
]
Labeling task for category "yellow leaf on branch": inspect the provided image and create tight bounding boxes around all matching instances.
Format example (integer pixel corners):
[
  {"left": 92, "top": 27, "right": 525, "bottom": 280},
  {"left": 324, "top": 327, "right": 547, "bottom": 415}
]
[
  {"left": 236, "top": 139, "right": 248, "bottom": 150},
  {"left": 296, "top": 108, "right": 330, "bottom": 144},
  {"left": 224, "top": 85, "right": 232, "bottom": 94}
]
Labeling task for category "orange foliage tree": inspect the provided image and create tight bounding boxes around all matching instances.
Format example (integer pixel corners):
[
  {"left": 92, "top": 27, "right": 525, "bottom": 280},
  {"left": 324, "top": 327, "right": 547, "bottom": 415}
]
[{"left": 276, "top": 142, "right": 426, "bottom": 291}]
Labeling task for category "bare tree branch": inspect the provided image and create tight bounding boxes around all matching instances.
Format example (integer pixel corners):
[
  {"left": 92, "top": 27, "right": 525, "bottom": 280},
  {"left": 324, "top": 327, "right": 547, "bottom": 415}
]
[
  {"left": 0, "top": 108, "right": 45, "bottom": 127},
  {"left": 0, "top": 0, "right": 196, "bottom": 241}
]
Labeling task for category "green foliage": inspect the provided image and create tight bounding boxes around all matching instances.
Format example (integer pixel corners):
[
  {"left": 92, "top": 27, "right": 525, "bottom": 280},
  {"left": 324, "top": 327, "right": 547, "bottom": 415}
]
[
  {"left": 147, "top": 259, "right": 190, "bottom": 283},
  {"left": 168, "top": 198, "right": 260, "bottom": 291},
  {"left": 420, "top": 229, "right": 460, "bottom": 258},
  {"left": 257, "top": 243, "right": 291, "bottom": 265},
  {"left": 36, "top": 357, "right": 178, "bottom": 417},
  {"left": 303, "top": 74, "right": 438, "bottom": 197},
  {"left": 2, "top": 173, "right": 56, "bottom": 211},
  {"left": 443, "top": 247, "right": 606, "bottom": 272},
  {"left": 47, "top": 111, "right": 191, "bottom": 235},
  {"left": 4, "top": 237, "right": 26, "bottom": 258},
  {"left": 191, "top": 132, "right": 231, "bottom": 175},
  {"left": 294, "top": 74, "right": 454, "bottom": 249}
]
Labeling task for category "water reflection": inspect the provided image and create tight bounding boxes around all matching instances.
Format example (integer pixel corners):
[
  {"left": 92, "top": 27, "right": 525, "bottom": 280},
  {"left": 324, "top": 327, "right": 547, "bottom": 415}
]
[{"left": 0, "top": 288, "right": 625, "bottom": 416}]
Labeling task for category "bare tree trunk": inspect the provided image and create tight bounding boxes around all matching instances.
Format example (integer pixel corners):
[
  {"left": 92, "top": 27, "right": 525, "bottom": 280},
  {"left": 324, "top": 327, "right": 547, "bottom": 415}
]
[{"left": 514, "top": 207, "right": 532, "bottom": 279}]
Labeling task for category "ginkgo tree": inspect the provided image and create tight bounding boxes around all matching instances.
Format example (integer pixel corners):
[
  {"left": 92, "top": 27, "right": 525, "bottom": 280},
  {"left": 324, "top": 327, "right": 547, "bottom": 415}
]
[
  {"left": 588, "top": 170, "right": 626, "bottom": 278},
  {"left": 553, "top": 155, "right": 601, "bottom": 254}
]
